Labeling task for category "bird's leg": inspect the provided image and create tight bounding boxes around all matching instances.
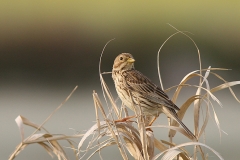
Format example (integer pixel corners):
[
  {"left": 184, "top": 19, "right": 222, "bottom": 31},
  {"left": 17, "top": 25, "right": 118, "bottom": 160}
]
[
  {"left": 148, "top": 116, "right": 157, "bottom": 126},
  {"left": 114, "top": 115, "right": 136, "bottom": 123},
  {"left": 146, "top": 116, "right": 157, "bottom": 132}
]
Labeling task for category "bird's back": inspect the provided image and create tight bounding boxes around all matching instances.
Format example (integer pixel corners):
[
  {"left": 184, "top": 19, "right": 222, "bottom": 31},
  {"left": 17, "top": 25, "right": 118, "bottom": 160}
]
[{"left": 112, "top": 69, "right": 180, "bottom": 116}]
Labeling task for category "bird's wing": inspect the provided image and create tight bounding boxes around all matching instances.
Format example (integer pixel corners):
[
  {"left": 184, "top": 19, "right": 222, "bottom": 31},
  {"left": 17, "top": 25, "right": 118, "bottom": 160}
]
[{"left": 123, "top": 70, "right": 180, "bottom": 111}]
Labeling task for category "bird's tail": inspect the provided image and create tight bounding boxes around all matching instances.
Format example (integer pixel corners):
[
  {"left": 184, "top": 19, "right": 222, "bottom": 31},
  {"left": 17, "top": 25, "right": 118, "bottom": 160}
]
[{"left": 163, "top": 107, "right": 196, "bottom": 140}]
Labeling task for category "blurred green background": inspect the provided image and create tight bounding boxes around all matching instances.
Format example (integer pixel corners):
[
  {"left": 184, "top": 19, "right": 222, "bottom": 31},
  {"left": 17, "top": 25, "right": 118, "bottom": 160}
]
[{"left": 1, "top": 1, "right": 240, "bottom": 159}]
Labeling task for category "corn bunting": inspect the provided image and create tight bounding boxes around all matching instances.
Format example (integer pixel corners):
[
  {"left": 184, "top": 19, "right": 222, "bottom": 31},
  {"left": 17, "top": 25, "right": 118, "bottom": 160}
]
[{"left": 112, "top": 53, "right": 195, "bottom": 138}]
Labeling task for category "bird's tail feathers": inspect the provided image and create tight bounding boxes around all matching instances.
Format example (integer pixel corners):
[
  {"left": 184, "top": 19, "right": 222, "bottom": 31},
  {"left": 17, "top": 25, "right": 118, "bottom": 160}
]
[{"left": 163, "top": 107, "right": 196, "bottom": 140}]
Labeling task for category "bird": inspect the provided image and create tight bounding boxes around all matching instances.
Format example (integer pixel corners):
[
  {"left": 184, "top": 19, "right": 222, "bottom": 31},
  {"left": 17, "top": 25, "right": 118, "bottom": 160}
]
[{"left": 112, "top": 53, "right": 195, "bottom": 139}]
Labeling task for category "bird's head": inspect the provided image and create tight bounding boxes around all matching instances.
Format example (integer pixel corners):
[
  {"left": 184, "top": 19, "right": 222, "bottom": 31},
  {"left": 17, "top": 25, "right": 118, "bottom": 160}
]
[{"left": 113, "top": 53, "right": 135, "bottom": 71}]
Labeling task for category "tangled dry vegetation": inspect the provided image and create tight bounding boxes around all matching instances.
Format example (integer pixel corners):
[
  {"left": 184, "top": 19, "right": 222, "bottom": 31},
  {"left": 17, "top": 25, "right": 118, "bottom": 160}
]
[{"left": 9, "top": 29, "right": 240, "bottom": 160}]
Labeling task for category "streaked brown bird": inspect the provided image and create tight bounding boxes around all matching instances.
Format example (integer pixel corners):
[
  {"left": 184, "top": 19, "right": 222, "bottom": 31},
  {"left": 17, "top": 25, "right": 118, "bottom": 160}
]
[{"left": 112, "top": 53, "right": 195, "bottom": 138}]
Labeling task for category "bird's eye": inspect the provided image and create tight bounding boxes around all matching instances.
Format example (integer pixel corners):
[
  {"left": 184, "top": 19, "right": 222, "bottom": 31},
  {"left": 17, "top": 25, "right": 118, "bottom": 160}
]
[{"left": 119, "top": 56, "right": 123, "bottom": 61}]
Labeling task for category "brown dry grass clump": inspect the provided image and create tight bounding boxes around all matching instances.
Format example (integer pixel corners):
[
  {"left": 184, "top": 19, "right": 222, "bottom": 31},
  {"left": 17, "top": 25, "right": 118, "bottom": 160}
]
[{"left": 9, "top": 27, "right": 240, "bottom": 160}]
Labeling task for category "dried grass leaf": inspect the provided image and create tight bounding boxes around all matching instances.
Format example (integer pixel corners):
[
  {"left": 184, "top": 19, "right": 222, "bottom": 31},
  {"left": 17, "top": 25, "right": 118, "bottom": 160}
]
[
  {"left": 124, "top": 137, "right": 144, "bottom": 160},
  {"left": 22, "top": 134, "right": 82, "bottom": 144},
  {"left": 161, "top": 140, "right": 188, "bottom": 154},
  {"left": 211, "top": 104, "right": 222, "bottom": 138},
  {"left": 86, "top": 140, "right": 117, "bottom": 160},
  {"left": 172, "top": 73, "right": 200, "bottom": 103},
  {"left": 155, "top": 141, "right": 190, "bottom": 160},
  {"left": 15, "top": 115, "right": 48, "bottom": 142},
  {"left": 50, "top": 140, "right": 68, "bottom": 160},
  {"left": 169, "top": 68, "right": 228, "bottom": 99},
  {"left": 38, "top": 142, "right": 55, "bottom": 158},
  {"left": 116, "top": 123, "right": 142, "bottom": 149},
  {"left": 154, "top": 138, "right": 168, "bottom": 152},
  {"left": 28, "top": 133, "right": 52, "bottom": 141},
  {"left": 146, "top": 131, "right": 155, "bottom": 160},
  {"left": 65, "top": 139, "right": 78, "bottom": 160},
  {"left": 153, "top": 142, "right": 223, "bottom": 160},
  {"left": 78, "top": 121, "right": 106, "bottom": 151},
  {"left": 9, "top": 143, "right": 27, "bottom": 159},
  {"left": 161, "top": 150, "right": 182, "bottom": 160},
  {"left": 210, "top": 81, "right": 240, "bottom": 102},
  {"left": 40, "top": 134, "right": 68, "bottom": 160},
  {"left": 198, "top": 99, "right": 210, "bottom": 138},
  {"left": 194, "top": 67, "right": 211, "bottom": 136}
]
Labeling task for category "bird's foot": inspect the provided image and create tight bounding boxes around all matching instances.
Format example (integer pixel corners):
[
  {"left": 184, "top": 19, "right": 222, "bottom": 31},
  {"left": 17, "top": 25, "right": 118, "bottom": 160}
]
[
  {"left": 146, "top": 127, "right": 153, "bottom": 132},
  {"left": 114, "top": 115, "right": 136, "bottom": 123}
]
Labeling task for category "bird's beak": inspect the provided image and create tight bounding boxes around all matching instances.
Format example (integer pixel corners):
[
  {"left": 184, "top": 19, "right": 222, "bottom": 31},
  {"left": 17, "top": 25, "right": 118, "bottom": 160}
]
[{"left": 127, "top": 58, "right": 135, "bottom": 63}]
